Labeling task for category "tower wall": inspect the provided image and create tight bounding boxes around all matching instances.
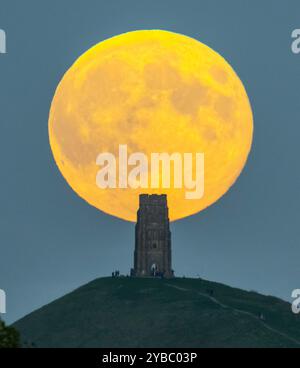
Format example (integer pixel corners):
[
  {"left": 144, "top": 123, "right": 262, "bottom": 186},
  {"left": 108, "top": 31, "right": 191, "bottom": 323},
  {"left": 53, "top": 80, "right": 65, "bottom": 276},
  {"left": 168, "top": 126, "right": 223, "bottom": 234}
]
[{"left": 134, "top": 194, "right": 173, "bottom": 277}]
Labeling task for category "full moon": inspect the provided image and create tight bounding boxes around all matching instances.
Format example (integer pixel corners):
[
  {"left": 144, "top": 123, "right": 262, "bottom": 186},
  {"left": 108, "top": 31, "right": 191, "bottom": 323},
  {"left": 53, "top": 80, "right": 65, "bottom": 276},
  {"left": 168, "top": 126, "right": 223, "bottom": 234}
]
[{"left": 49, "top": 30, "right": 253, "bottom": 222}]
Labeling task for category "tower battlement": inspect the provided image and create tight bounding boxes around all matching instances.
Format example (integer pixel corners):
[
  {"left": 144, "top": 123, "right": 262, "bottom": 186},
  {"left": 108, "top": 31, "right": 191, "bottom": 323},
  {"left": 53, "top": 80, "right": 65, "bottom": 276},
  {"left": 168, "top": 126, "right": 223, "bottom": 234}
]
[{"left": 139, "top": 194, "right": 167, "bottom": 206}]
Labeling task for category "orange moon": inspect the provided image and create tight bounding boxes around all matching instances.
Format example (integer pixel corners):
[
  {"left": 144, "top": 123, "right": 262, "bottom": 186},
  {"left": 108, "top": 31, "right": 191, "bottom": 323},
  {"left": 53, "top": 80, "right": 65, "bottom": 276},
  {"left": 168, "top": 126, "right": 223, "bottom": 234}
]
[{"left": 48, "top": 30, "right": 253, "bottom": 222}]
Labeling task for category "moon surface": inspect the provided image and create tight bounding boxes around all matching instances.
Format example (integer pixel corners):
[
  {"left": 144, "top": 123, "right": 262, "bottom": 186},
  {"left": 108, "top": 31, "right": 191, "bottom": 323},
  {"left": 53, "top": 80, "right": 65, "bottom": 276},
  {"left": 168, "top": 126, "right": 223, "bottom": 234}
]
[{"left": 49, "top": 30, "right": 253, "bottom": 222}]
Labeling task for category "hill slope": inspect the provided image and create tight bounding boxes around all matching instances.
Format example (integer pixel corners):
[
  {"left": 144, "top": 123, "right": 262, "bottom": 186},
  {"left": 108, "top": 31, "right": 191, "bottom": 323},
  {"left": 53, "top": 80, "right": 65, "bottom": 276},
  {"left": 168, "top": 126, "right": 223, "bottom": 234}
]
[{"left": 14, "top": 277, "right": 300, "bottom": 348}]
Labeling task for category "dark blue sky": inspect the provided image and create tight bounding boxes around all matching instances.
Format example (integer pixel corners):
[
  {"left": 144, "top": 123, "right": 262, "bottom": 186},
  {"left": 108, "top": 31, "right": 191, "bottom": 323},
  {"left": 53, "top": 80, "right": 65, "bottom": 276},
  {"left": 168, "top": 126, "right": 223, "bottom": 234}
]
[{"left": 1, "top": 0, "right": 300, "bottom": 323}]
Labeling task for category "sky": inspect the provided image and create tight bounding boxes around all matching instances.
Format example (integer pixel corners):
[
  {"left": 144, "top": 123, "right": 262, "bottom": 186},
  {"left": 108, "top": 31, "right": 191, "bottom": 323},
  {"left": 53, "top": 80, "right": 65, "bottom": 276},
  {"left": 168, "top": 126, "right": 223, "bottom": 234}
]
[{"left": 0, "top": 0, "right": 300, "bottom": 324}]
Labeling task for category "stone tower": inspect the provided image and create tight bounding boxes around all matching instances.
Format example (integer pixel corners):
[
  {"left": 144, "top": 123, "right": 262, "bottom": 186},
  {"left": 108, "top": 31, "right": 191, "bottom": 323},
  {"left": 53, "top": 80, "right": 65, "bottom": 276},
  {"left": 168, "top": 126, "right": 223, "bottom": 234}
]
[{"left": 133, "top": 194, "right": 173, "bottom": 278}]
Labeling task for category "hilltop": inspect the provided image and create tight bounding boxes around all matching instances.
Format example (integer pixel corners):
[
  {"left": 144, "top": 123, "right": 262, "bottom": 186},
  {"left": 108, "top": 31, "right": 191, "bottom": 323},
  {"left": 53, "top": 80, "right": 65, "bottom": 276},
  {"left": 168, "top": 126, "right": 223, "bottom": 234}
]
[{"left": 14, "top": 277, "right": 300, "bottom": 348}]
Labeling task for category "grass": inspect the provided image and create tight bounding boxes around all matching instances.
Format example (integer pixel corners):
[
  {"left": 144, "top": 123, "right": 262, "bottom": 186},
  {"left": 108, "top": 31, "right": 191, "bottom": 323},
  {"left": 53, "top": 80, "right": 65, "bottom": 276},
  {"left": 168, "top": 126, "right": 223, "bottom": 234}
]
[{"left": 14, "top": 277, "right": 300, "bottom": 348}]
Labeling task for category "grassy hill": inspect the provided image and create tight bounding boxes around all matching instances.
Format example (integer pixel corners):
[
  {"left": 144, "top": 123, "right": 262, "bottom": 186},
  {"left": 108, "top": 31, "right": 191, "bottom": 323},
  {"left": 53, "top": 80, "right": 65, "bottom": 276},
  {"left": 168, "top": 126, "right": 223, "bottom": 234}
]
[{"left": 14, "top": 277, "right": 300, "bottom": 348}]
